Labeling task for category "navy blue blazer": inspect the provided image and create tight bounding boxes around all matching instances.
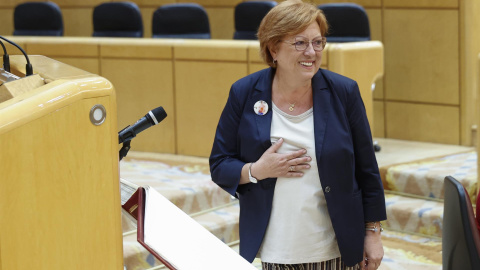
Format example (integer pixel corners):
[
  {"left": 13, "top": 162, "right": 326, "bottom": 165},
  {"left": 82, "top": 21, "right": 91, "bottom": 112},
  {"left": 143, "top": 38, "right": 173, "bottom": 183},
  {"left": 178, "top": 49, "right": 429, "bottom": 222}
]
[{"left": 209, "top": 67, "right": 386, "bottom": 266}]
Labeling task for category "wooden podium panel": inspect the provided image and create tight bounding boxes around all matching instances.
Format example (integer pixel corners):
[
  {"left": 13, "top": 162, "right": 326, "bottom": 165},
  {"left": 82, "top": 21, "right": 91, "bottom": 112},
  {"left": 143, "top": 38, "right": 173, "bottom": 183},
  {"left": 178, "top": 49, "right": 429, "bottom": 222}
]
[{"left": 0, "top": 56, "right": 123, "bottom": 270}]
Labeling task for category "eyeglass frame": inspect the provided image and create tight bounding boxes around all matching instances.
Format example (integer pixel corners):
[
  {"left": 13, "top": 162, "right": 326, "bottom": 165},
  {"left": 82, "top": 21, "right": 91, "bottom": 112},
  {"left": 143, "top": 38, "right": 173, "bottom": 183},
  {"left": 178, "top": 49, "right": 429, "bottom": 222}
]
[{"left": 281, "top": 36, "right": 327, "bottom": 52}]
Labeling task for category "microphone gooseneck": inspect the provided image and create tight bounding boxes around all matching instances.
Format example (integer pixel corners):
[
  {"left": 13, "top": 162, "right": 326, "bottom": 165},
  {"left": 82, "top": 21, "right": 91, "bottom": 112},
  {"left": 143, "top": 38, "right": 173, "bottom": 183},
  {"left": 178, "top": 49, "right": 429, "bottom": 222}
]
[
  {"left": 0, "top": 40, "right": 10, "bottom": 72},
  {"left": 0, "top": 35, "right": 32, "bottom": 76}
]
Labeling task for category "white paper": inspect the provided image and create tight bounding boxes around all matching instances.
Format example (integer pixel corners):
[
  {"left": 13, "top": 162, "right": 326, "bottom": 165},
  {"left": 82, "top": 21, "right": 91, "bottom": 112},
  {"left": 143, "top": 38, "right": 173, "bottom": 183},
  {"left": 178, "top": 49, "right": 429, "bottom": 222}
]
[{"left": 143, "top": 186, "right": 256, "bottom": 270}]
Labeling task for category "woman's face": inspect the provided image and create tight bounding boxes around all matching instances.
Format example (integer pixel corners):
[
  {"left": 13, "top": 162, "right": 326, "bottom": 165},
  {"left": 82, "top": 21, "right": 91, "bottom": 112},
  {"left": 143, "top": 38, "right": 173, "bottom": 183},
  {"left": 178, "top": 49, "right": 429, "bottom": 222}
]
[{"left": 270, "top": 22, "right": 323, "bottom": 82}]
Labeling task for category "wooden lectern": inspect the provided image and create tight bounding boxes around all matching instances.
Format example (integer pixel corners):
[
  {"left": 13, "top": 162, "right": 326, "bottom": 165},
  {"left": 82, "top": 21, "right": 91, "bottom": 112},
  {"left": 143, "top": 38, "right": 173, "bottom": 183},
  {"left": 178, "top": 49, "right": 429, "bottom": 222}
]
[{"left": 0, "top": 56, "right": 123, "bottom": 269}]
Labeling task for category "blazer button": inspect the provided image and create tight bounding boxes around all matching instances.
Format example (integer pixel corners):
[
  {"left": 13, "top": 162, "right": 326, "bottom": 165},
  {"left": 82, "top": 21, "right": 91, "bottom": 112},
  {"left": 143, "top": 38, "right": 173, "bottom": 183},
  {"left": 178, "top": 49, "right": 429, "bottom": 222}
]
[{"left": 325, "top": 186, "right": 331, "bottom": 193}]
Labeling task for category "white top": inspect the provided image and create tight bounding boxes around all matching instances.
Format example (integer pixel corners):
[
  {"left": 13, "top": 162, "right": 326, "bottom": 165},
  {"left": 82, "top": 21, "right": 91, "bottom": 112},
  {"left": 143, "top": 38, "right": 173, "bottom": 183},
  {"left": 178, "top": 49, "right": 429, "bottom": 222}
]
[{"left": 259, "top": 103, "right": 340, "bottom": 264}]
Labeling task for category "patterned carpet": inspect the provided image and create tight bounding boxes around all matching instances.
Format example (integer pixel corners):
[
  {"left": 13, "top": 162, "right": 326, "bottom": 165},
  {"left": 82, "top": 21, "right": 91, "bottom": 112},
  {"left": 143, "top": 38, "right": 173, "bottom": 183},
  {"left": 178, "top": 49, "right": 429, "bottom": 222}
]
[
  {"left": 383, "top": 152, "right": 477, "bottom": 203},
  {"left": 118, "top": 151, "right": 470, "bottom": 270}
]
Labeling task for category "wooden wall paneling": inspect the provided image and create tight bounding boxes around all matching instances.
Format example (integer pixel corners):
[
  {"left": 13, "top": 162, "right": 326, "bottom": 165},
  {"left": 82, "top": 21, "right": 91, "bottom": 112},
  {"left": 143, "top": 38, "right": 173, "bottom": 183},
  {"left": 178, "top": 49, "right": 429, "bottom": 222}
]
[
  {"left": 5, "top": 55, "right": 91, "bottom": 80},
  {"left": 51, "top": 57, "right": 100, "bottom": 74},
  {"left": 189, "top": 0, "right": 241, "bottom": 7},
  {"left": 1, "top": 37, "right": 26, "bottom": 60},
  {"left": 384, "top": 0, "right": 458, "bottom": 9},
  {"left": 365, "top": 8, "right": 382, "bottom": 42},
  {"left": 100, "top": 40, "right": 175, "bottom": 153},
  {"left": 56, "top": 0, "right": 105, "bottom": 37},
  {"left": 373, "top": 73, "right": 383, "bottom": 99},
  {"left": 0, "top": 9, "right": 13, "bottom": 36},
  {"left": 314, "top": 0, "right": 382, "bottom": 8},
  {"left": 248, "top": 63, "right": 269, "bottom": 75},
  {"left": 25, "top": 38, "right": 99, "bottom": 57},
  {"left": 174, "top": 39, "right": 248, "bottom": 61},
  {"left": 327, "top": 41, "right": 384, "bottom": 133},
  {"left": 174, "top": 41, "right": 248, "bottom": 156},
  {"left": 174, "top": 60, "right": 248, "bottom": 157},
  {"left": 386, "top": 101, "right": 460, "bottom": 144},
  {"left": 140, "top": 7, "right": 155, "bottom": 38},
  {"left": 56, "top": 0, "right": 105, "bottom": 7},
  {"left": 131, "top": 0, "right": 175, "bottom": 6},
  {"left": 189, "top": 0, "right": 252, "bottom": 40},
  {"left": 62, "top": 57, "right": 101, "bottom": 74},
  {"left": 100, "top": 39, "right": 174, "bottom": 59},
  {"left": 103, "top": 58, "right": 176, "bottom": 154},
  {"left": 247, "top": 41, "right": 262, "bottom": 63},
  {"left": 321, "top": 43, "right": 328, "bottom": 66},
  {"left": 373, "top": 75, "right": 384, "bottom": 138},
  {"left": 366, "top": 7, "right": 384, "bottom": 110},
  {"left": 205, "top": 7, "right": 235, "bottom": 40},
  {"left": 373, "top": 100, "right": 385, "bottom": 137},
  {"left": 247, "top": 41, "right": 267, "bottom": 74},
  {"left": 384, "top": 9, "right": 459, "bottom": 105},
  {"left": 62, "top": 7, "right": 94, "bottom": 37},
  {"left": 459, "top": 0, "right": 480, "bottom": 145},
  {"left": 23, "top": 38, "right": 100, "bottom": 74},
  {"left": 0, "top": 0, "right": 22, "bottom": 8}
]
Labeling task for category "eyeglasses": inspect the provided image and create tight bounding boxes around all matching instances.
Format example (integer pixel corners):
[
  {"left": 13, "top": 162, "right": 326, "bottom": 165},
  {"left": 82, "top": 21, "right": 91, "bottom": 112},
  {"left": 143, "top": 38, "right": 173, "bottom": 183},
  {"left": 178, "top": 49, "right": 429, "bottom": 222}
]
[{"left": 283, "top": 37, "right": 327, "bottom": 52}]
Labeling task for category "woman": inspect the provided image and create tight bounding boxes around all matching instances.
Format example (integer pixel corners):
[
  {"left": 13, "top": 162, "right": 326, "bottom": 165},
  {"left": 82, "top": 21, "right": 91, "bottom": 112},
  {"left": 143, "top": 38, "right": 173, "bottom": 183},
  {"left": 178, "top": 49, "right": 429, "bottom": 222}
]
[{"left": 209, "top": 0, "right": 386, "bottom": 269}]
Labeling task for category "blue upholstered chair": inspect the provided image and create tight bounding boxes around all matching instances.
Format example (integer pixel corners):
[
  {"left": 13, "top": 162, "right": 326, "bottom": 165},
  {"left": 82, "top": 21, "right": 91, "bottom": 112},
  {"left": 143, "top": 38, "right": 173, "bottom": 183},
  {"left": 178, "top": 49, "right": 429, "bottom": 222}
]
[
  {"left": 14, "top": 2, "right": 63, "bottom": 36},
  {"left": 443, "top": 176, "right": 480, "bottom": 270},
  {"left": 318, "top": 3, "right": 370, "bottom": 42},
  {"left": 93, "top": 2, "right": 143, "bottom": 37},
  {"left": 152, "top": 3, "right": 211, "bottom": 39},
  {"left": 233, "top": 1, "right": 277, "bottom": 40}
]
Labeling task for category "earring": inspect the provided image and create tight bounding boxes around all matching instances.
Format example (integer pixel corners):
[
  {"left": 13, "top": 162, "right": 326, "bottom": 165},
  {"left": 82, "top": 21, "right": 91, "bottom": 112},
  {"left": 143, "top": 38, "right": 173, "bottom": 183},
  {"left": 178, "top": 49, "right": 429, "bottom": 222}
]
[{"left": 273, "top": 59, "right": 277, "bottom": 65}]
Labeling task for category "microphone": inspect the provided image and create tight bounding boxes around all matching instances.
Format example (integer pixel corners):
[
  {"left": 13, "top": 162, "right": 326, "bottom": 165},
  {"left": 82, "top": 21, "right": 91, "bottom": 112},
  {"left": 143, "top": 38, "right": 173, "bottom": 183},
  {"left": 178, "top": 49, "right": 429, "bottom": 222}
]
[
  {"left": 0, "top": 35, "right": 33, "bottom": 76},
  {"left": 118, "top": 106, "right": 167, "bottom": 144},
  {"left": 0, "top": 40, "right": 10, "bottom": 72}
]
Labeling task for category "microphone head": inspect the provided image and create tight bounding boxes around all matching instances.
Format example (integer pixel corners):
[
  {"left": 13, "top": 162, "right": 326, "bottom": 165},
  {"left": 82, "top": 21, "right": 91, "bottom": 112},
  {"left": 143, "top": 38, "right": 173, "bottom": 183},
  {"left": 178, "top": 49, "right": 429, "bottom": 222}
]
[{"left": 148, "top": 106, "right": 167, "bottom": 125}]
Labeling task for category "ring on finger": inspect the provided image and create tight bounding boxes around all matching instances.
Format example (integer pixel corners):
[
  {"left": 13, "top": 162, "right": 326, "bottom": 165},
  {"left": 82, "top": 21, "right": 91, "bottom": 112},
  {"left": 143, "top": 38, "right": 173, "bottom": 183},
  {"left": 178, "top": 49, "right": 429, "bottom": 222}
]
[{"left": 289, "top": 166, "right": 295, "bottom": 172}]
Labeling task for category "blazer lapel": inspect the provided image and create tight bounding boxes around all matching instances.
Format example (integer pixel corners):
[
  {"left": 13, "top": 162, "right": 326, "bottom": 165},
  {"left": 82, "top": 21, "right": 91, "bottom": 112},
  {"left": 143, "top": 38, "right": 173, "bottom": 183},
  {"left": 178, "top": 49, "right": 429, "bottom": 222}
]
[
  {"left": 251, "top": 68, "right": 274, "bottom": 150},
  {"left": 312, "top": 69, "right": 331, "bottom": 163},
  {"left": 249, "top": 68, "right": 331, "bottom": 155}
]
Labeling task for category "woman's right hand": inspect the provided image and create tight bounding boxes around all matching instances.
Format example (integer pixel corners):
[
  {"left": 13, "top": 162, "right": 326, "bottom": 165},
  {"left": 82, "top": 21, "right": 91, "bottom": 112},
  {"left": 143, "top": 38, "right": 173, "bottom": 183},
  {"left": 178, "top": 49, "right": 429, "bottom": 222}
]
[{"left": 251, "top": 138, "right": 312, "bottom": 181}]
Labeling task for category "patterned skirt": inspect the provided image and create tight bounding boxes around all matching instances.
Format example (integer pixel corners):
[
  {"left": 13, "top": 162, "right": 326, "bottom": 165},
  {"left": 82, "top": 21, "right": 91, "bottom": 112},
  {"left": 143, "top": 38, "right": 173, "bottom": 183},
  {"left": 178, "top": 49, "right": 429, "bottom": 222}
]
[{"left": 262, "top": 257, "right": 360, "bottom": 270}]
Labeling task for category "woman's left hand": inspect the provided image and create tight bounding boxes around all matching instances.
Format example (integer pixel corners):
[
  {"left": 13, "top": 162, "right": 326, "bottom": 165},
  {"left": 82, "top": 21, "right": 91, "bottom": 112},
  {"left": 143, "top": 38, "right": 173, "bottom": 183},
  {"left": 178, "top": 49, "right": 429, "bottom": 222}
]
[{"left": 360, "top": 230, "right": 383, "bottom": 270}]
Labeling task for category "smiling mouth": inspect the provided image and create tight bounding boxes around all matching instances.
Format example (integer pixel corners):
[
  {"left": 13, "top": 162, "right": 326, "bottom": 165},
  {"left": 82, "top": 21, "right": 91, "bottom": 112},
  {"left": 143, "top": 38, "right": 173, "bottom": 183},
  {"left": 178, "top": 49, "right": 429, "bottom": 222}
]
[{"left": 300, "top": 61, "right": 314, "bottom": 67}]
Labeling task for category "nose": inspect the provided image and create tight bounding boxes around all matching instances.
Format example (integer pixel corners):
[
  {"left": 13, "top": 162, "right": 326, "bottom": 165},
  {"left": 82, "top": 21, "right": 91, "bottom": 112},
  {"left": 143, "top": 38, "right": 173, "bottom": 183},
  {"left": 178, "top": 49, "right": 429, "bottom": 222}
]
[{"left": 304, "top": 42, "right": 316, "bottom": 55}]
